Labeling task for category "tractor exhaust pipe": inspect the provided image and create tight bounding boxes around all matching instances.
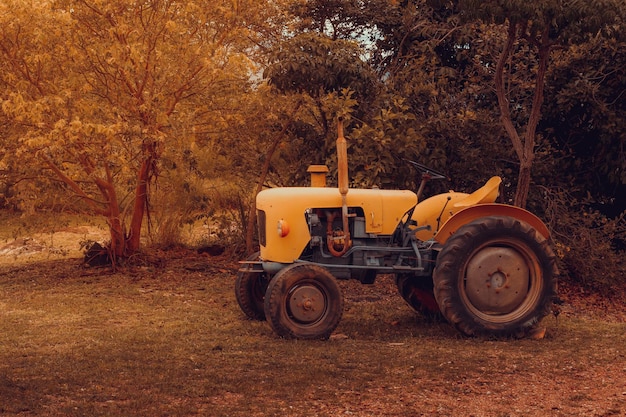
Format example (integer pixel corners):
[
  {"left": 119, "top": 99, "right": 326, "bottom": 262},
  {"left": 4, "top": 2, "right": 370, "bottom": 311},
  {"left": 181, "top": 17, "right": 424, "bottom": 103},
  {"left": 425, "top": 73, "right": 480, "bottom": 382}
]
[
  {"left": 328, "top": 117, "right": 352, "bottom": 256},
  {"left": 337, "top": 117, "right": 349, "bottom": 196}
]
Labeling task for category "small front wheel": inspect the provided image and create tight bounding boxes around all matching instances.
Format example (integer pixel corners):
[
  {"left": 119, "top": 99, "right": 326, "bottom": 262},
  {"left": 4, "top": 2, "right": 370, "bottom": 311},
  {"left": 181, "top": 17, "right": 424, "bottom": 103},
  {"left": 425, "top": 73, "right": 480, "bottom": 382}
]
[
  {"left": 264, "top": 264, "right": 343, "bottom": 340},
  {"left": 235, "top": 252, "right": 268, "bottom": 320}
]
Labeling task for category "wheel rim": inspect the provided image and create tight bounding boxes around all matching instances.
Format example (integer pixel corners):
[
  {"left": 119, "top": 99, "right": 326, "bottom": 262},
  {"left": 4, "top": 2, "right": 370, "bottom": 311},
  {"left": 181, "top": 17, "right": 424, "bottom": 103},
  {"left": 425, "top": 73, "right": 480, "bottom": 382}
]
[
  {"left": 461, "top": 240, "right": 542, "bottom": 323},
  {"left": 287, "top": 282, "right": 327, "bottom": 325}
]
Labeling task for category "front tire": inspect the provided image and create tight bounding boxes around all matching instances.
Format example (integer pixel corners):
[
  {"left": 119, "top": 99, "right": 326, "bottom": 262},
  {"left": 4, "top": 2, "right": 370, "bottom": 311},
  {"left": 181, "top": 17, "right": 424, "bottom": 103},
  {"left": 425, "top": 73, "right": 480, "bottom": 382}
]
[
  {"left": 264, "top": 264, "right": 343, "bottom": 340},
  {"left": 433, "top": 216, "right": 557, "bottom": 337},
  {"left": 235, "top": 252, "right": 268, "bottom": 320}
]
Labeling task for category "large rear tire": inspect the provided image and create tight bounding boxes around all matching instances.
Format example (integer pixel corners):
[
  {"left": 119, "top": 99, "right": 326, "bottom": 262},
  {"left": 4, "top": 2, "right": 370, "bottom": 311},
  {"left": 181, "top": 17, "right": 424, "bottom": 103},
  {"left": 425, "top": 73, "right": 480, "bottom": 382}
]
[
  {"left": 264, "top": 264, "right": 343, "bottom": 340},
  {"left": 433, "top": 216, "right": 557, "bottom": 337},
  {"left": 235, "top": 252, "right": 268, "bottom": 321}
]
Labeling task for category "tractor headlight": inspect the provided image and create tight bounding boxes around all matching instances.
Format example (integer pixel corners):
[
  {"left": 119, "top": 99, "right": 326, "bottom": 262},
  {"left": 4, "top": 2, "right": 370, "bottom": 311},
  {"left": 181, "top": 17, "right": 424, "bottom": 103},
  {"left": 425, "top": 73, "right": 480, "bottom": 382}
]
[{"left": 277, "top": 219, "right": 290, "bottom": 237}]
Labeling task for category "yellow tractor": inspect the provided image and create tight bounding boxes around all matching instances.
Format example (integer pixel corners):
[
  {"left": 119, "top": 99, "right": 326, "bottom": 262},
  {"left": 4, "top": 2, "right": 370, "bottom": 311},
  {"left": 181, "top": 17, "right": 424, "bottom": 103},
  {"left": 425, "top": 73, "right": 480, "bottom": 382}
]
[{"left": 237, "top": 120, "right": 557, "bottom": 339}]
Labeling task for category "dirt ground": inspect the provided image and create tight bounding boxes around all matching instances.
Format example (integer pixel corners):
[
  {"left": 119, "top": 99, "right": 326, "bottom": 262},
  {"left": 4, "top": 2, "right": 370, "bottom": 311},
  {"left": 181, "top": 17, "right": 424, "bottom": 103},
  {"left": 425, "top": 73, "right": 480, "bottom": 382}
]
[{"left": 1, "top": 228, "right": 626, "bottom": 416}]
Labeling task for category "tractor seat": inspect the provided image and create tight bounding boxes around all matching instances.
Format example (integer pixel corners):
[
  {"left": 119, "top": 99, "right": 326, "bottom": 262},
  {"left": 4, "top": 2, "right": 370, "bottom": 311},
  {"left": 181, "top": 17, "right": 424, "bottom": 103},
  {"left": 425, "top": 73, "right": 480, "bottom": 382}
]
[{"left": 453, "top": 176, "right": 502, "bottom": 208}]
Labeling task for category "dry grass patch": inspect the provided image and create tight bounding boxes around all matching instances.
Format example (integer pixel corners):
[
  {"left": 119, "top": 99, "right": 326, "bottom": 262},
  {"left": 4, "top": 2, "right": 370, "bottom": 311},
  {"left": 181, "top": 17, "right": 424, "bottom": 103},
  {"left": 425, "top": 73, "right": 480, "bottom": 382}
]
[
  {"left": 0, "top": 253, "right": 625, "bottom": 417},
  {"left": 0, "top": 211, "right": 108, "bottom": 265}
]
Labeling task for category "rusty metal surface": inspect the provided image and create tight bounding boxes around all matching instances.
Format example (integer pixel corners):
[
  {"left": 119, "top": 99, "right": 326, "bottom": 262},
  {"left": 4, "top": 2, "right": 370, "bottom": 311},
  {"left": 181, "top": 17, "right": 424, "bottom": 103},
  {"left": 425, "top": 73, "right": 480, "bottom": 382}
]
[
  {"left": 288, "top": 284, "right": 326, "bottom": 324},
  {"left": 434, "top": 203, "right": 551, "bottom": 244},
  {"left": 465, "top": 246, "right": 530, "bottom": 314}
]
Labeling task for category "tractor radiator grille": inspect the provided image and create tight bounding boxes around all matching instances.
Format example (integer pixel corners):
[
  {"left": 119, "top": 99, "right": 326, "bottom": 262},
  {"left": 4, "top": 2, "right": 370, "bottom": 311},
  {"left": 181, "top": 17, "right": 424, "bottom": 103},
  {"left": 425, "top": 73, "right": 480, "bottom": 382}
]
[{"left": 257, "top": 209, "right": 266, "bottom": 247}]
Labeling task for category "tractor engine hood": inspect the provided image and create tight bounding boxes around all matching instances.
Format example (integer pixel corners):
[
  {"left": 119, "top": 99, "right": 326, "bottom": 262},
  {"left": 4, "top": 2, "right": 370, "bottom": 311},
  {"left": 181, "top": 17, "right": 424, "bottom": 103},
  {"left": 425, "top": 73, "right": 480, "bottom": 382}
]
[{"left": 257, "top": 187, "right": 417, "bottom": 263}]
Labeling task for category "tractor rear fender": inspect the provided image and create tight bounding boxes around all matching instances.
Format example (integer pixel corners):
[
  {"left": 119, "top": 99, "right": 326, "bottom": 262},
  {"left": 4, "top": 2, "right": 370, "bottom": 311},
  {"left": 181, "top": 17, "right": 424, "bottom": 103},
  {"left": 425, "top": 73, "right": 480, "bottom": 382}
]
[{"left": 434, "top": 203, "right": 551, "bottom": 245}]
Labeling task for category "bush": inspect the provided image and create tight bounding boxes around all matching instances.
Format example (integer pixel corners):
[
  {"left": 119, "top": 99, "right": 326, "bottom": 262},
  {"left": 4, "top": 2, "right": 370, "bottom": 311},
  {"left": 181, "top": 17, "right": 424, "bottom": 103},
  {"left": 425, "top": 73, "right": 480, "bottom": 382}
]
[
  {"left": 541, "top": 187, "right": 626, "bottom": 295},
  {"left": 148, "top": 176, "right": 250, "bottom": 256}
]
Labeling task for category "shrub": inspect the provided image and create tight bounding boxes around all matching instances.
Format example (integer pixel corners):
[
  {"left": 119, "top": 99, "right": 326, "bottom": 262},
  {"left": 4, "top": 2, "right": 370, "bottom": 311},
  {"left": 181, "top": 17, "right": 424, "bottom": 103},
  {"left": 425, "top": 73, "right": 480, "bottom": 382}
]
[
  {"left": 148, "top": 175, "right": 250, "bottom": 255},
  {"left": 541, "top": 187, "right": 626, "bottom": 295}
]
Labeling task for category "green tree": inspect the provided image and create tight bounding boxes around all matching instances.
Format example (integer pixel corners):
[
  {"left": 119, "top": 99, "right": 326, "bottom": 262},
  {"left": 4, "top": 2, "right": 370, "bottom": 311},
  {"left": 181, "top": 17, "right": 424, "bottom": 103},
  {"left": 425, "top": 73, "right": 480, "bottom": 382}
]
[
  {"left": 265, "top": 31, "right": 380, "bottom": 133},
  {"left": 459, "top": 0, "right": 625, "bottom": 207},
  {"left": 543, "top": 34, "right": 626, "bottom": 215},
  {"left": 264, "top": 2, "right": 429, "bottom": 190},
  {"left": 289, "top": 0, "right": 390, "bottom": 43},
  {"left": 359, "top": 0, "right": 507, "bottom": 195}
]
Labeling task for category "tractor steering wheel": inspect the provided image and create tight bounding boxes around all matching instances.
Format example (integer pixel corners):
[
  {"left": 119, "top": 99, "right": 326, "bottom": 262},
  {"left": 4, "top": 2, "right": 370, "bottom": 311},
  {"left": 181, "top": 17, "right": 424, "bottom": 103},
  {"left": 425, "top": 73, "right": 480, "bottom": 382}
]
[{"left": 404, "top": 159, "right": 447, "bottom": 181}]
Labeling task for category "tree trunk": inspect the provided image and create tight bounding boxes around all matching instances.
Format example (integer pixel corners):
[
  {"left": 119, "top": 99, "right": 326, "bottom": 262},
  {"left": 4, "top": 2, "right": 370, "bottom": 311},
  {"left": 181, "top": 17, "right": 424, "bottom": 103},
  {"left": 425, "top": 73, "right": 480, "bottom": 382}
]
[
  {"left": 495, "top": 22, "right": 526, "bottom": 163},
  {"left": 108, "top": 213, "right": 126, "bottom": 260},
  {"left": 494, "top": 20, "right": 551, "bottom": 209},
  {"left": 126, "top": 155, "right": 154, "bottom": 255},
  {"left": 42, "top": 154, "right": 129, "bottom": 258},
  {"left": 514, "top": 162, "right": 532, "bottom": 208}
]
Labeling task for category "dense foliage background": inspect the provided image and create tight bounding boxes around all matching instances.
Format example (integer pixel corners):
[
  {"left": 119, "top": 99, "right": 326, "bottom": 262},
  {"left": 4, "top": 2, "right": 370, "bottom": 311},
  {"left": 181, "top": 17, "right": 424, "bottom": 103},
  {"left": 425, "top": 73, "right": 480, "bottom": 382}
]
[{"left": 1, "top": 0, "right": 624, "bottom": 291}]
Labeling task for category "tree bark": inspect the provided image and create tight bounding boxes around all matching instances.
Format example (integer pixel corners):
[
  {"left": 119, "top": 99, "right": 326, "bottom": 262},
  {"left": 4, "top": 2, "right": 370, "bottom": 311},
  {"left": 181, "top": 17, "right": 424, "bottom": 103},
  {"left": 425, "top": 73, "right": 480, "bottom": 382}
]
[
  {"left": 43, "top": 154, "right": 127, "bottom": 258},
  {"left": 494, "top": 20, "right": 551, "bottom": 209},
  {"left": 514, "top": 163, "right": 532, "bottom": 210},
  {"left": 108, "top": 213, "right": 126, "bottom": 260},
  {"left": 126, "top": 153, "right": 154, "bottom": 255},
  {"left": 495, "top": 22, "right": 525, "bottom": 161},
  {"left": 513, "top": 23, "right": 551, "bottom": 208}
]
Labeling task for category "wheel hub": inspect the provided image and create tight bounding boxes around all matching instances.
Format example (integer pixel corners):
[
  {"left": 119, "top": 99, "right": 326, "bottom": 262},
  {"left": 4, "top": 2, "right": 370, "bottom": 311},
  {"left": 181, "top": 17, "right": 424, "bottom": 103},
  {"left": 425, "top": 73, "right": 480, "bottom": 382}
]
[
  {"left": 289, "top": 285, "right": 326, "bottom": 324},
  {"left": 465, "top": 247, "right": 530, "bottom": 314}
]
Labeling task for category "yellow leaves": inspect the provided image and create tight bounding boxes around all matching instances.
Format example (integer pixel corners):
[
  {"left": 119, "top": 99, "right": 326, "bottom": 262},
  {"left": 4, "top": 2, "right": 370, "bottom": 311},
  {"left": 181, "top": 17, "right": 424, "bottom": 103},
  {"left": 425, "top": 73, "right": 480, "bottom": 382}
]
[
  {"left": 555, "top": 242, "right": 571, "bottom": 260},
  {"left": 0, "top": 92, "right": 25, "bottom": 119},
  {"left": 53, "top": 119, "right": 68, "bottom": 131},
  {"left": 320, "top": 89, "right": 358, "bottom": 122},
  {"left": 165, "top": 20, "right": 177, "bottom": 32},
  {"left": 1, "top": 0, "right": 275, "bottom": 215},
  {"left": 458, "top": 109, "right": 478, "bottom": 121},
  {"left": 156, "top": 111, "right": 170, "bottom": 128},
  {"left": 224, "top": 52, "right": 257, "bottom": 76},
  {"left": 69, "top": 119, "right": 83, "bottom": 131}
]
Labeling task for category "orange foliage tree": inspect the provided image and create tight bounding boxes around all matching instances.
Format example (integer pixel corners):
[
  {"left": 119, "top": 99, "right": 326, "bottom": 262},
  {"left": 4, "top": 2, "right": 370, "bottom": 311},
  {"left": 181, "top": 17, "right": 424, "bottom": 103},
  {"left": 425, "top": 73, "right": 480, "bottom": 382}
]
[{"left": 0, "top": 0, "right": 271, "bottom": 258}]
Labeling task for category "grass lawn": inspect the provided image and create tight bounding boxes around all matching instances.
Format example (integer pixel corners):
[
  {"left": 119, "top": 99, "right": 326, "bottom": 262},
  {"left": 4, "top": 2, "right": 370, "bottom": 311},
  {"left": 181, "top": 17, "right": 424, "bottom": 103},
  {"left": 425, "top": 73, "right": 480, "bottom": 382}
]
[{"left": 1, "top": 252, "right": 625, "bottom": 417}]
